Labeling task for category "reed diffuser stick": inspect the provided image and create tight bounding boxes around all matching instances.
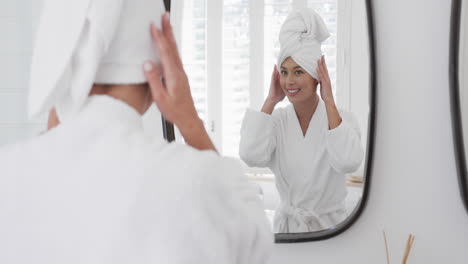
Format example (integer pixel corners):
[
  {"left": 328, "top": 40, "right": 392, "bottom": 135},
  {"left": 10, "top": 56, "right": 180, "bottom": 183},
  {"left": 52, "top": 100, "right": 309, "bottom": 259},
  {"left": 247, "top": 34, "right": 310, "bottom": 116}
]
[
  {"left": 383, "top": 231, "right": 390, "bottom": 264},
  {"left": 402, "top": 234, "right": 415, "bottom": 264}
]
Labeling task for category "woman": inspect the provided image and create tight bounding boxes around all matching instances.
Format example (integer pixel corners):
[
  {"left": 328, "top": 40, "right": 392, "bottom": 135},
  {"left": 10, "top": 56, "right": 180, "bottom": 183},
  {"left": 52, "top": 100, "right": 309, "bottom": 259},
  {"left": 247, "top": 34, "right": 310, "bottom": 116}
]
[
  {"left": 239, "top": 8, "right": 364, "bottom": 233},
  {"left": 0, "top": 1, "right": 272, "bottom": 263}
]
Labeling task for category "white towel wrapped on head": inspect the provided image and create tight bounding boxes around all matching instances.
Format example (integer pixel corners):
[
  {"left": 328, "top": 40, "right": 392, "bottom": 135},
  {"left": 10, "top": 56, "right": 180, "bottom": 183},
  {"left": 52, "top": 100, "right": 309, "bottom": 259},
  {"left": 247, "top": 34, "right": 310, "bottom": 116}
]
[
  {"left": 28, "top": 0, "right": 165, "bottom": 121},
  {"left": 277, "top": 8, "right": 330, "bottom": 81}
]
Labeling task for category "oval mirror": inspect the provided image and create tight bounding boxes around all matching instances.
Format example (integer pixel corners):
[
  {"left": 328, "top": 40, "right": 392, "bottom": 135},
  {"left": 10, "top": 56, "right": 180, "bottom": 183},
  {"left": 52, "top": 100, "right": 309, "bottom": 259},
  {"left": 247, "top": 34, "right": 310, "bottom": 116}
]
[
  {"left": 450, "top": 0, "right": 468, "bottom": 211},
  {"left": 169, "top": 0, "right": 376, "bottom": 242}
]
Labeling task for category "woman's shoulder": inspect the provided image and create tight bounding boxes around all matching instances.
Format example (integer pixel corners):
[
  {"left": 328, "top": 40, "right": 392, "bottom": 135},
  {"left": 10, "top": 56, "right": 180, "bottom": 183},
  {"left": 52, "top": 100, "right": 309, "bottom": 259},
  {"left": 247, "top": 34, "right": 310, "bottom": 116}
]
[{"left": 242, "top": 105, "right": 290, "bottom": 125}]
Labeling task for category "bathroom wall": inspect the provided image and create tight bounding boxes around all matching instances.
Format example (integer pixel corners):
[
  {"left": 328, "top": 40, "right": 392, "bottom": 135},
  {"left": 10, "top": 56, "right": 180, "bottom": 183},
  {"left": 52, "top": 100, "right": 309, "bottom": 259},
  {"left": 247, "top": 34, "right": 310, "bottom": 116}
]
[
  {"left": 4, "top": 0, "right": 468, "bottom": 262},
  {"left": 270, "top": 0, "right": 468, "bottom": 263},
  {"left": 0, "top": 0, "right": 47, "bottom": 146}
]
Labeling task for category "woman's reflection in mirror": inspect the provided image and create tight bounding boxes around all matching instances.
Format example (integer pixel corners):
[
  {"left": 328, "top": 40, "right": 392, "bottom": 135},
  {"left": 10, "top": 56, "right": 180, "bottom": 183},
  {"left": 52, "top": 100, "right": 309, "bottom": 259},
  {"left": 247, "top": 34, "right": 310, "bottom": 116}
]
[{"left": 239, "top": 8, "right": 364, "bottom": 233}]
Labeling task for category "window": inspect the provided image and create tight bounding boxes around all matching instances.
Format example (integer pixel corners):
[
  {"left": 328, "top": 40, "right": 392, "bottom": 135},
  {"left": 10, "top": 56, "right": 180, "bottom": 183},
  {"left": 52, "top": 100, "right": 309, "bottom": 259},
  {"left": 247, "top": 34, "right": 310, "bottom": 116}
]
[
  {"left": 181, "top": 0, "right": 207, "bottom": 122},
  {"left": 180, "top": 0, "right": 341, "bottom": 162}
]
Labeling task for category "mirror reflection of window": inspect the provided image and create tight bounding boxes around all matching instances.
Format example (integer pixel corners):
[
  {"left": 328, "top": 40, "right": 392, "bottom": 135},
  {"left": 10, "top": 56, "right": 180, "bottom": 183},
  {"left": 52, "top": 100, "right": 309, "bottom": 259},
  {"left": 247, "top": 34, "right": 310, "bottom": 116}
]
[
  {"left": 181, "top": 0, "right": 344, "bottom": 158},
  {"left": 222, "top": 0, "right": 250, "bottom": 157},
  {"left": 181, "top": 0, "right": 207, "bottom": 123}
]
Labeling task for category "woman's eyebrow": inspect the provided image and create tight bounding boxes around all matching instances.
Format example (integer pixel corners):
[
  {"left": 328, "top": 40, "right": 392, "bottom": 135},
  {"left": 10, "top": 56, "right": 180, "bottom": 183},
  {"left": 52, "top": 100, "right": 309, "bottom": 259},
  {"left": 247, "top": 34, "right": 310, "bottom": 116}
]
[{"left": 280, "top": 66, "right": 302, "bottom": 70}]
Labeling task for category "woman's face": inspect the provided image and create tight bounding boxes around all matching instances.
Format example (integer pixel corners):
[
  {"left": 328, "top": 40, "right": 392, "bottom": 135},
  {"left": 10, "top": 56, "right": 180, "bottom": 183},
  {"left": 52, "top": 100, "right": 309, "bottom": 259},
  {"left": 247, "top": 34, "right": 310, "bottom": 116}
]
[{"left": 280, "top": 57, "right": 318, "bottom": 104}]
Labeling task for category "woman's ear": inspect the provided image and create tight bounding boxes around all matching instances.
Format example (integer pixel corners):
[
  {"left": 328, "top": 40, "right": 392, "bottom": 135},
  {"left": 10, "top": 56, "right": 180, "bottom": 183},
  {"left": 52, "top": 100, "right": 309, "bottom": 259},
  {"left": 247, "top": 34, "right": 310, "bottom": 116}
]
[
  {"left": 47, "top": 108, "right": 60, "bottom": 130},
  {"left": 313, "top": 77, "right": 319, "bottom": 88}
]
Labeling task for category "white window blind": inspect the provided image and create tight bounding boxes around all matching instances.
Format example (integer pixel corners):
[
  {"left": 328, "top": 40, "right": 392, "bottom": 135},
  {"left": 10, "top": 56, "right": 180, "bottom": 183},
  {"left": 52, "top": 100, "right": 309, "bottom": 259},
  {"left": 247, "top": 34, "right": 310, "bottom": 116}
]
[
  {"left": 180, "top": 0, "right": 339, "bottom": 159},
  {"left": 263, "top": 0, "right": 292, "bottom": 110},
  {"left": 222, "top": 0, "right": 250, "bottom": 157},
  {"left": 181, "top": 0, "right": 207, "bottom": 122}
]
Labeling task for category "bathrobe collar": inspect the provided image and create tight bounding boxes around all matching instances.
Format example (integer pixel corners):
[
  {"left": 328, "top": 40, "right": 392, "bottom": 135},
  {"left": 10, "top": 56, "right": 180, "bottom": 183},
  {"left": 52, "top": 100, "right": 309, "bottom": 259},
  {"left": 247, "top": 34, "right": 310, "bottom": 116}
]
[
  {"left": 79, "top": 95, "right": 144, "bottom": 132},
  {"left": 289, "top": 99, "right": 326, "bottom": 139}
]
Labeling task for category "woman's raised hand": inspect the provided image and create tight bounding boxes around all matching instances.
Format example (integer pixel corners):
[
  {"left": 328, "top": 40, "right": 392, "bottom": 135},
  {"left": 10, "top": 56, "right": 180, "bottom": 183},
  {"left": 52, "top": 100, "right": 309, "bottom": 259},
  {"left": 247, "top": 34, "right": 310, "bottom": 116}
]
[
  {"left": 267, "top": 65, "right": 285, "bottom": 105},
  {"left": 144, "top": 12, "right": 216, "bottom": 152},
  {"left": 144, "top": 13, "right": 198, "bottom": 128},
  {"left": 316, "top": 55, "right": 342, "bottom": 129},
  {"left": 261, "top": 65, "right": 284, "bottom": 115},
  {"left": 316, "top": 55, "right": 335, "bottom": 105}
]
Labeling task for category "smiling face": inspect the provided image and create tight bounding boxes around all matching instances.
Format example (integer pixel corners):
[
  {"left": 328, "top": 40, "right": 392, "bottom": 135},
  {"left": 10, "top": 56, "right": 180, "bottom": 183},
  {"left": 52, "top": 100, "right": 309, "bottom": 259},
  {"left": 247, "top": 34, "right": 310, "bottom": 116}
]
[{"left": 280, "top": 57, "right": 319, "bottom": 104}]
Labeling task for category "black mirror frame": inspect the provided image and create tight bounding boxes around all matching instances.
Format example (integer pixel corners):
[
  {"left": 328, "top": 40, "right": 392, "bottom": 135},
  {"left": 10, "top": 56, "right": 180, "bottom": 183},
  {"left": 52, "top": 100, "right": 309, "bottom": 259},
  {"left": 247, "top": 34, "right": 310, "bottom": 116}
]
[
  {"left": 162, "top": 0, "right": 377, "bottom": 242},
  {"left": 162, "top": 0, "right": 176, "bottom": 142},
  {"left": 275, "top": 0, "right": 376, "bottom": 243},
  {"left": 449, "top": 0, "right": 468, "bottom": 213}
]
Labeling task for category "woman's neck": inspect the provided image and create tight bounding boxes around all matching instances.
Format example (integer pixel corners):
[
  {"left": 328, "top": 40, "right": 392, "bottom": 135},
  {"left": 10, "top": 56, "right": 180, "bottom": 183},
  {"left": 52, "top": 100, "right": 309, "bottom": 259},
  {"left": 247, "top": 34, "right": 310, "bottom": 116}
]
[
  {"left": 47, "top": 84, "right": 152, "bottom": 130},
  {"left": 293, "top": 95, "right": 320, "bottom": 135},
  {"left": 90, "top": 84, "right": 152, "bottom": 115},
  {"left": 293, "top": 95, "right": 319, "bottom": 120}
]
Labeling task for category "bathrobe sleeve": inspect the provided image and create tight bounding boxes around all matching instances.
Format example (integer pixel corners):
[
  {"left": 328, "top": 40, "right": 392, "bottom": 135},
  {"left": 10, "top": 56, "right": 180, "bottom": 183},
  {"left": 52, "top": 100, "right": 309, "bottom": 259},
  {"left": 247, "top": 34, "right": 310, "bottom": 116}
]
[
  {"left": 196, "top": 153, "right": 273, "bottom": 264},
  {"left": 154, "top": 147, "right": 274, "bottom": 264},
  {"left": 325, "top": 111, "right": 364, "bottom": 174},
  {"left": 239, "top": 109, "right": 278, "bottom": 167}
]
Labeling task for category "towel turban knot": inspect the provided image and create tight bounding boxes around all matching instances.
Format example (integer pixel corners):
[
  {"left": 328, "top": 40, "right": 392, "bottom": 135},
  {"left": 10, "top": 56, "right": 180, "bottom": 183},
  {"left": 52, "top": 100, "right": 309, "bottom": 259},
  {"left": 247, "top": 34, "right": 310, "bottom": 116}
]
[{"left": 277, "top": 9, "right": 330, "bottom": 81}]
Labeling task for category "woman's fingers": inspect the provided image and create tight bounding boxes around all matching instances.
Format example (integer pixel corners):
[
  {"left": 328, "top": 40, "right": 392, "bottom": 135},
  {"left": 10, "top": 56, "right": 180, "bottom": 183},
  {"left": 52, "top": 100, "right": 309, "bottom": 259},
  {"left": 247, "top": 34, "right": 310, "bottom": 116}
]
[
  {"left": 269, "top": 65, "right": 277, "bottom": 88},
  {"left": 161, "top": 13, "right": 177, "bottom": 49},
  {"left": 150, "top": 23, "right": 180, "bottom": 81},
  {"left": 317, "top": 58, "right": 329, "bottom": 84},
  {"left": 144, "top": 61, "right": 168, "bottom": 106},
  {"left": 321, "top": 56, "right": 330, "bottom": 76},
  {"left": 143, "top": 14, "right": 200, "bottom": 128},
  {"left": 161, "top": 13, "right": 182, "bottom": 67},
  {"left": 316, "top": 60, "right": 324, "bottom": 81},
  {"left": 271, "top": 64, "right": 276, "bottom": 80},
  {"left": 320, "top": 56, "right": 330, "bottom": 80}
]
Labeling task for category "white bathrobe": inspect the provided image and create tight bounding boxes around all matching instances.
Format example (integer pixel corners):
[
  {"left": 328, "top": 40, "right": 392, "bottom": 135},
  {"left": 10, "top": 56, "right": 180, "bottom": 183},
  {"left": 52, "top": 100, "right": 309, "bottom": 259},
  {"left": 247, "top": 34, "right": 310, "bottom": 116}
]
[
  {"left": 239, "top": 100, "right": 364, "bottom": 233},
  {"left": 0, "top": 96, "right": 272, "bottom": 264}
]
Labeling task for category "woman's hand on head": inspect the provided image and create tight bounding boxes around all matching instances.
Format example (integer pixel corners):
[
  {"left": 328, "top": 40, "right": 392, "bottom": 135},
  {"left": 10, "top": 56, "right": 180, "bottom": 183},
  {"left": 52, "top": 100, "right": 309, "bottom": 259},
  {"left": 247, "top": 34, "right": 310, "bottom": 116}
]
[
  {"left": 261, "top": 65, "right": 284, "bottom": 115},
  {"left": 316, "top": 55, "right": 335, "bottom": 106},
  {"left": 144, "top": 12, "right": 216, "bottom": 152},
  {"left": 317, "top": 55, "right": 342, "bottom": 129},
  {"left": 266, "top": 65, "right": 285, "bottom": 105},
  {"left": 144, "top": 12, "right": 199, "bottom": 128}
]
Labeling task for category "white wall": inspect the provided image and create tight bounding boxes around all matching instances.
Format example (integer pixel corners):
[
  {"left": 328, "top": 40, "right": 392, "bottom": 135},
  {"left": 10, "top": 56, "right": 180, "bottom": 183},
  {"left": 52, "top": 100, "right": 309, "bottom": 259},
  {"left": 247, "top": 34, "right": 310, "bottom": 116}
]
[
  {"left": 0, "top": 0, "right": 47, "bottom": 146},
  {"left": 270, "top": 0, "right": 468, "bottom": 263}
]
